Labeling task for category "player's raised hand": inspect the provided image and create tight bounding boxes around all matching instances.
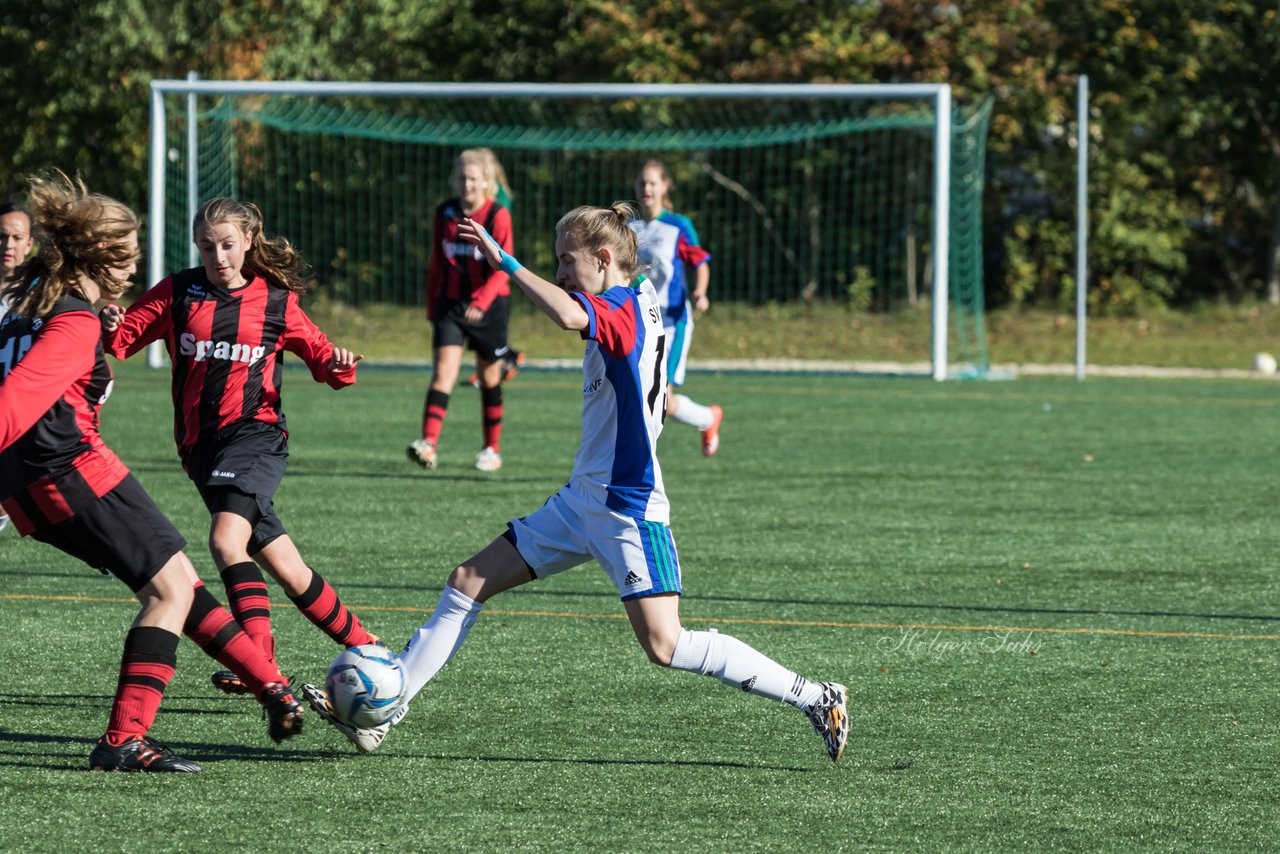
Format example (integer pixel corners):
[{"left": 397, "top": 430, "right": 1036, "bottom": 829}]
[
  {"left": 329, "top": 347, "right": 364, "bottom": 372},
  {"left": 100, "top": 303, "right": 124, "bottom": 333},
  {"left": 457, "top": 217, "right": 503, "bottom": 270}
]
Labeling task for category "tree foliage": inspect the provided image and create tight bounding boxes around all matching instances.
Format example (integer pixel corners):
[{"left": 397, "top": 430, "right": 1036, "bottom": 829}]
[{"left": 2, "top": 0, "right": 1277, "bottom": 311}]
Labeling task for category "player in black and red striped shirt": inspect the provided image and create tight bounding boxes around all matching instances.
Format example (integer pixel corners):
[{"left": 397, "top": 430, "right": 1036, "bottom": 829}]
[
  {"left": 0, "top": 173, "right": 303, "bottom": 772},
  {"left": 407, "top": 148, "right": 515, "bottom": 473},
  {"left": 103, "top": 197, "right": 380, "bottom": 694}
]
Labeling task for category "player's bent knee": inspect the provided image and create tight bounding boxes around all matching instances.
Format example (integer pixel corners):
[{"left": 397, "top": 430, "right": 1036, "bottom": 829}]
[
  {"left": 446, "top": 562, "right": 495, "bottom": 603},
  {"left": 138, "top": 554, "right": 197, "bottom": 616},
  {"left": 646, "top": 645, "right": 675, "bottom": 668},
  {"left": 208, "top": 533, "right": 246, "bottom": 564},
  {"left": 447, "top": 536, "right": 532, "bottom": 602},
  {"left": 640, "top": 633, "right": 680, "bottom": 667}
]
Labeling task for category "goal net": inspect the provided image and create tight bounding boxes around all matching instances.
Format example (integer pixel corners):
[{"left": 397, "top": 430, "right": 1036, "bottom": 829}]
[{"left": 149, "top": 82, "right": 992, "bottom": 378}]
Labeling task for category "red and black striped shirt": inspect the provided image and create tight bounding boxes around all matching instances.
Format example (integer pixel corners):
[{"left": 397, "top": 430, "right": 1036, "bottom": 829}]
[
  {"left": 104, "top": 268, "right": 356, "bottom": 451},
  {"left": 426, "top": 198, "right": 513, "bottom": 319},
  {"left": 0, "top": 295, "right": 130, "bottom": 535}
]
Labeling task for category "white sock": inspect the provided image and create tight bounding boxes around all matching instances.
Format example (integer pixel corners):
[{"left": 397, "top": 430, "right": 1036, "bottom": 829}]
[
  {"left": 671, "top": 394, "right": 715, "bottom": 430},
  {"left": 669, "top": 628, "right": 821, "bottom": 710},
  {"left": 398, "top": 585, "right": 483, "bottom": 706}
]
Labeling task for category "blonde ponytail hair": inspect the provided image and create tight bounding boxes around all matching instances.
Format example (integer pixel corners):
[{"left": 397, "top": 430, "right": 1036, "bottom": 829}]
[{"left": 554, "top": 202, "right": 640, "bottom": 280}]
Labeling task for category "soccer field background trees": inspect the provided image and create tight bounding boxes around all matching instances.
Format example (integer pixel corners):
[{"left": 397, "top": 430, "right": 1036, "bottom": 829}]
[{"left": 1, "top": 0, "right": 1278, "bottom": 314}]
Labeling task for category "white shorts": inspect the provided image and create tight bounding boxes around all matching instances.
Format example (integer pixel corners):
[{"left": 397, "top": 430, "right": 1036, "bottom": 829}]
[
  {"left": 507, "top": 483, "right": 682, "bottom": 601},
  {"left": 664, "top": 306, "right": 694, "bottom": 387}
]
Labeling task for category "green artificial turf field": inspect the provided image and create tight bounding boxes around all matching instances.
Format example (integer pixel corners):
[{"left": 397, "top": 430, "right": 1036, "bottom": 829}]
[{"left": 1, "top": 362, "right": 1277, "bottom": 851}]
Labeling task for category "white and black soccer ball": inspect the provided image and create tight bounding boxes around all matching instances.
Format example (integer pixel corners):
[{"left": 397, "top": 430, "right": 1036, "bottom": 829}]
[{"left": 325, "top": 644, "right": 407, "bottom": 728}]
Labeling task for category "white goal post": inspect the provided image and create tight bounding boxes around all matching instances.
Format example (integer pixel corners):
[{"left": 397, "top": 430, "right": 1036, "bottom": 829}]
[{"left": 148, "top": 80, "right": 956, "bottom": 378}]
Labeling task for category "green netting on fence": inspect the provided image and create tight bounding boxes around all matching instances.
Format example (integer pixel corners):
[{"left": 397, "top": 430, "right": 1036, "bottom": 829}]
[
  {"left": 161, "top": 91, "right": 991, "bottom": 371},
  {"left": 948, "top": 98, "right": 993, "bottom": 375}
]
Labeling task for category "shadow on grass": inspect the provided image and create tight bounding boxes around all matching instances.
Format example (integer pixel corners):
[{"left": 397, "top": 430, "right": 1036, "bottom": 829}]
[
  {"left": 0, "top": 728, "right": 333, "bottom": 769},
  {"left": 8, "top": 570, "right": 1274, "bottom": 624},
  {"left": 509, "top": 586, "right": 1280, "bottom": 624},
  {"left": 434, "top": 753, "right": 813, "bottom": 773},
  {"left": 313, "top": 581, "right": 1280, "bottom": 625},
  {"left": 0, "top": 728, "right": 813, "bottom": 773},
  {"left": 0, "top": 693, "right": 242, "bottom": 715},
  {"left": 307, "top": 746, "right": 813, "bottom": 773}
]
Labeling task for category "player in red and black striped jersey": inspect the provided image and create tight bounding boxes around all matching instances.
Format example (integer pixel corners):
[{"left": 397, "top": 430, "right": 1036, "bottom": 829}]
[
  {"left": 407, "top": 148, "right": 516, "bottom": 473},
  {"left": 466, "top": 148, "right": 526, "bottom": 390},
  {"left": 103, "top": 197, "right": 379, "bottom": 695},
  {"left": 1, "top": 173, "right": 303, "bottom": 772}
]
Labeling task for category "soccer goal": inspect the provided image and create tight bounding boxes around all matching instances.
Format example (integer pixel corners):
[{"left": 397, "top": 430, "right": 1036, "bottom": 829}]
[{"left": 148, "top": 81, "right": 992, "bottom": 379}]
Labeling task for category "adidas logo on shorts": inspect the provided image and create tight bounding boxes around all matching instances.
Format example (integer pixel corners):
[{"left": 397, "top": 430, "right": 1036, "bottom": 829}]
[{"left": 623, "top": 571, "right": 642, "bottom": 586}]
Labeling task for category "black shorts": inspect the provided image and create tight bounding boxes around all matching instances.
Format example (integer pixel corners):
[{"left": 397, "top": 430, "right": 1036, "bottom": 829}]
[
  {"left": 30, "top": 474, "right": 186, "bottom": 593},
  {"left": 182, "top": 421, "right": 289, "bottom": 554},
  {"left": 432, "top": 296, "right": 511, "bottom": 360}
]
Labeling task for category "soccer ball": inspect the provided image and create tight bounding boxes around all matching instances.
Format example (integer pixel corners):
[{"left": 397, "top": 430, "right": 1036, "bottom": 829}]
[{"left": 325, "top": 644, "right": 407, "bottom": 728}]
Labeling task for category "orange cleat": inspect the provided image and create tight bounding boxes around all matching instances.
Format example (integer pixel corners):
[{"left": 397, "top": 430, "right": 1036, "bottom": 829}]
[{"left": 701, "top": 405, "right": 723, "bottom": 457}]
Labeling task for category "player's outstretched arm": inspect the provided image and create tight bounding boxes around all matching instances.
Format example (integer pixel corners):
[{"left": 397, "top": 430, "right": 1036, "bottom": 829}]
[
  {"left": 100, "top": 279, "right": 174, "bottom": 359},
  {"left": 458, "top": 217, "right": 587, "bottom": 332}
]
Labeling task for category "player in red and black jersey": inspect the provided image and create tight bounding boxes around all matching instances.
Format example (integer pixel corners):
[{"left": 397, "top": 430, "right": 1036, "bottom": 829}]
[
  {"left": 0, "top": 172, "right": 303, "bottom": 773},
  {"left": 407, "top": 148, "right": 516, "bottom": 473},
  {"left": 103, "top": 197, "right": 380, "bottom": 695}
]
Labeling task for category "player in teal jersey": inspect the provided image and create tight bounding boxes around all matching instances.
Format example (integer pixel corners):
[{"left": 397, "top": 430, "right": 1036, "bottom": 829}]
[{"left": 630, "top": 158, "right": 723, "bottom": 456}]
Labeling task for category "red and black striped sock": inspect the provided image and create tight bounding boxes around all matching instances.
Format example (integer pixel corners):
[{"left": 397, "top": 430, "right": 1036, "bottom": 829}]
[
  {"left": 288, "top": 568, "right": 376, "bottom": 647},
  {"left": 105, "top": 626, "right": 178, "bottom": 745},
  {"left": 423, "top": 388, "right": 449, "bottom": 445},
  {"left": 480, "top": 384, "right": 503, "bottom": 451},
  {"left": 220, "top": 560, "right": 275, "bottom": 665},
  {"left": 184, "top": 582, "right": 284, "bottom": 696}
]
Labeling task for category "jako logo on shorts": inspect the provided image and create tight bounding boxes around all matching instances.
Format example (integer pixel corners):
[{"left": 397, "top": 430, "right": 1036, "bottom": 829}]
[{"left": 179, "top": 332, "right": 266, "bottom": 364}]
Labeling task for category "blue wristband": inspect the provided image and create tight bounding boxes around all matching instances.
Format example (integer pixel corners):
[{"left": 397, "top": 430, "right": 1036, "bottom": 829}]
[
  {"left": 473, "top": 219, "right": 521, "bottom": 274},
  {"left": 499, "top": 251, "right": 523, "bottom": 275}
]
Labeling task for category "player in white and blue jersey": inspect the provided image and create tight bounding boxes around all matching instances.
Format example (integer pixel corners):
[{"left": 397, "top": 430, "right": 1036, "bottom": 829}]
[
  {"left": 302, "top": 203, "right": 848, "bottom": 764},
  {"left": 631, "top": 158, "right": 723, "bottom": 456},
  {"left": 0, "top": 200, "right": 33, "bottom": 535}
]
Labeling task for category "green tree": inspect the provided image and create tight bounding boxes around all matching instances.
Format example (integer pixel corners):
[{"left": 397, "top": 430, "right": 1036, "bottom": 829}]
[{"left": 5, "top": 0, "right": 1280, "bottom": 313}]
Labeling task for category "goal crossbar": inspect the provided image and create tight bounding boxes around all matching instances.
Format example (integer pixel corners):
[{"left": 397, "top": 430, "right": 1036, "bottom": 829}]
[{"left": 148, "top": 80, "right": 954, "bottom": 378}]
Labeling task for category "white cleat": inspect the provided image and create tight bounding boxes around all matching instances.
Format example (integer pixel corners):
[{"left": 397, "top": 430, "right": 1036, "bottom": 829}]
[
  {"left": 301, "top": 683, "right": 396, "bottom": 753},
  {"left": 474, "top": 446, "right": 502, "bottom": 472},
  {"left": 406, "top": 439, "right": 437, "bottom": 470},
  {"left": 806, "top": 681, "right": 849, "bottom": 763}
]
